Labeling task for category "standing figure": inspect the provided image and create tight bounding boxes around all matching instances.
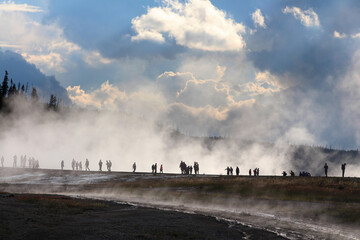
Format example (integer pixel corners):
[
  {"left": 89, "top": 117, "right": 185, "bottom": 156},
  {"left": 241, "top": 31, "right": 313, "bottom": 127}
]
[
  {"left": 180, "top": 161, "right": 187, "bottom": 174},
  {"left": 341, "top": 163, "right": 346, "bottom": 177},
  {"left": 249, "top": 169, "right": 252, "bottom": 176},
  {"left": 61, "top": 160, "right": 64, "bottom": 170},
  {"left": 236, "top": 166, "right": 240, "bottom": 176},
  {"left": 85, "top": 158, "right": 90, "bottom": 171},
  {"left": 230, "top": 167, "right": 233, "bottom": 175},
  {"left": 1, "top": 156, "right": 4, "bottom": 167},
  {"left": 79, "top": 161, "right": 82, "bottom": 171},
  {"left": 109, "top": 160, "right": 112, "bottom": 171},
  {"left": 225, "top": 167, "right": 230, "bottom": 175},
  {"left": 194, "top": 162, "right": 199, "bottom": 175},
  {"left": 189, "top": 165, "right": 192, "bottom": 174},
  {"left": 99, "top": 159, "right": 103, "bottom": 171},
  {"left": 160, "top": 164, "right": 163, "bottom": 173},
  {"left": 133, "top": 162, "right": 136, "bottom": 173},
  {"left": 324, "top": 163, "right": 328, "bottom": 177},
  {"left": 35, "top": 160, "right": 39, "bottom": 168},
  {"left": 13, "top": 155, "right": 17, "bottom": 168},
  {"left": 154, "top": 163, "right": 157, "bottom": 173},
  {"left": 72, "top": 159, "right": 75, "bottom": 170}
]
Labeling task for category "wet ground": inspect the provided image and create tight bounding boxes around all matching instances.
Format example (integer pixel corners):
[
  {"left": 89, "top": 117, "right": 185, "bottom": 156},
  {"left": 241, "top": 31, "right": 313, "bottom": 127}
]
[
  {"left": 1, "top": 167, "right": 359, "bottom": 240},
  {"left": 0, "top": 192, "right": 287, "bottom": 240}
]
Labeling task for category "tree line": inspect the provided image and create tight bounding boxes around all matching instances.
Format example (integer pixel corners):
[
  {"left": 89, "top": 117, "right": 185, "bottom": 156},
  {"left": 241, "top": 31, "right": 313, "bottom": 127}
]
[{"left": 0, "top": 70, "right": 59, "bottom": 113}]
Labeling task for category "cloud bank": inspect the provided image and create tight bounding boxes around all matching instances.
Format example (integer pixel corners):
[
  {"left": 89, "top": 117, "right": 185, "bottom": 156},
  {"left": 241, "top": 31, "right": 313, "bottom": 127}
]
[{"left": 131, "top": 0, "right": 246, "bottom": 51}]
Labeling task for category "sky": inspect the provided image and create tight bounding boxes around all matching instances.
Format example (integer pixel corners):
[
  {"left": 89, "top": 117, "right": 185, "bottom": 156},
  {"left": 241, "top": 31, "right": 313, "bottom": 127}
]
[{"left": 1, "top": 0, "right": 360, "bottom": 149}]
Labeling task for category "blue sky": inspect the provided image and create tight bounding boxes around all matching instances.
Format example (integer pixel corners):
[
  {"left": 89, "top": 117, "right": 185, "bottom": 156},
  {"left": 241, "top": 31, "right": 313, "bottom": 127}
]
[{"left": 1, "top": 0, "right": 360, "bottom": 148}]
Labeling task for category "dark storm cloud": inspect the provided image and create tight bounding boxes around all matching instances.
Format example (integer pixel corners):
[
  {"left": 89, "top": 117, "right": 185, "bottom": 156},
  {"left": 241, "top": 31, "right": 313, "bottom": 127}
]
[{"left": 0, "top": 50, "right": 70, "bottom": 104}]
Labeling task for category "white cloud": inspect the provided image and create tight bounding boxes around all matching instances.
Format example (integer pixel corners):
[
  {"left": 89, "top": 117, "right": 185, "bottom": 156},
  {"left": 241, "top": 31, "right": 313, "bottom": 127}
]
[
  {"left": 131, "top": 0, "right": 246, "bottom": 51},
  {"left": 241, "top": 71, "right": 285, "bottom": 96},
  {"left": 157, "top": 66, "right": 242, "bottom": 109},
  {"left": 0, "top": 8, "right": 113, "bottom": 75},
  {"left": 84, "top": 51, "right": 113, "bottom": 67},
  {"left": 334, "top": 31, "right": 347, "bottom": 39},
  {"left": 251, "top": 9, "right": 266, "bottom": 28},
  {"left": 0, "top": 9, "right": 80, "bottom": 73},
  {"left": 67, "top": 81, "right": 166, "bottom": 119},
  {"left": 351, "top": 33, "right": 360, "bottom": 39},
  {"left": 282, "top": 6, "right": 320, "bottom": 27},
  {"left": 0, "top": 1, "right": 43, "bottom": 13}
]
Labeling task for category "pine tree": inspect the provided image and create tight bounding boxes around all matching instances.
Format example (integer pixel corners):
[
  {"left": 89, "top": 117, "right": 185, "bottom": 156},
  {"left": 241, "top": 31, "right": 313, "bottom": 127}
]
[
  {"left": 20, "top": 84, "right": 25, "bottom": 95},
  {"left": 31, "top": 87, "right": 39, "bottom": 102},
  {"left": 0, "top": 70, "right": 9, "bottom": 110},
  {"left": 0, "top": 70, "right": 9, "bottom": 98},
  {"left": 48, "top": 94, "right": 57, "bottom": 110}
]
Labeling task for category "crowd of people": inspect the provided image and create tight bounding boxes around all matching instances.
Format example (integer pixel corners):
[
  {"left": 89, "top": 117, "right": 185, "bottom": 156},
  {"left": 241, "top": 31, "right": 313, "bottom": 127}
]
[
  {"left": 0, "top": 155, "right": 351, "bottom": 178},
  {"left": 281, "top": 162, "right": 348, "bottom": 178},
  {"left": 179, "top": 161, "right": 200, "bottom": 175},
  {"left": 69, "top": 159, "right": 112, "bottom": 172},
  {"left": 0, "top": 155, "right": 39, "bottom": 169}
]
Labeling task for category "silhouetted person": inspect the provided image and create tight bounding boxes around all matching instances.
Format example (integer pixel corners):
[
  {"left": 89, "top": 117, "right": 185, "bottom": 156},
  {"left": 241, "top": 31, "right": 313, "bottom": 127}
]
[
  {"left": 108, "top": 160, "right": 112, "bottom": 172},
  {"left": 106, "top": 160, "right": 112, "bottom": 172},
  {"left": 324, "top": 163, "right": 328, "bottom": 177},
  {"left": 99, "top": 159, "right": 103, "bottom": 171},
  {"left": 230, "top": 167, "right": 233, "bottom": 175},
  {"left": 225, "top": 166, "right": 230, "bottom": 175},
  {"left": 282, "top": 171, "right": 287, "bottom": 176},
  {"left": 249, "top": 169, "right": 251, "bottom": 176},
  {"left": 71, "top": 159, "right": 75, "bottom": 170},
  {"left": 290, "top": 170, "right": 295, "bottom": 177},
  {"left": 236, "top": 166, "right": 239, "bottom": 176},
  {"left": 1, "top": 156, "right": 4, "bottom": 167},
  {"left": 61, "top": 160, "right": 64, "bottom": 170},
  {"left": 160, "top": 164, "right": 163, "bottom": 173},
  {"left": 132, "top": 162, "right": 136, "bottom": 172},
  {"left": 28, "top": 158, "right": 32, "bottom": 168},
  {"left": 79, "top": 161, "right": 82, "bottom": 171},
  {"left": 85, "top": 158, "right": 90, "bottom": 171},
  {"left": 189, "top": 165, "right": 192, "bottom": 174},
  {"left": 194, "top": 162, "right": 199, "bottom": 174},
  {"left": 180, "top": 161, "right": 187, "bottom": 174},
  {"left": 13, "top": 155, "right": 17, "bottom": 168},
  {"left": 341, "top": 163, "right": 346, "bottom": 177}
]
